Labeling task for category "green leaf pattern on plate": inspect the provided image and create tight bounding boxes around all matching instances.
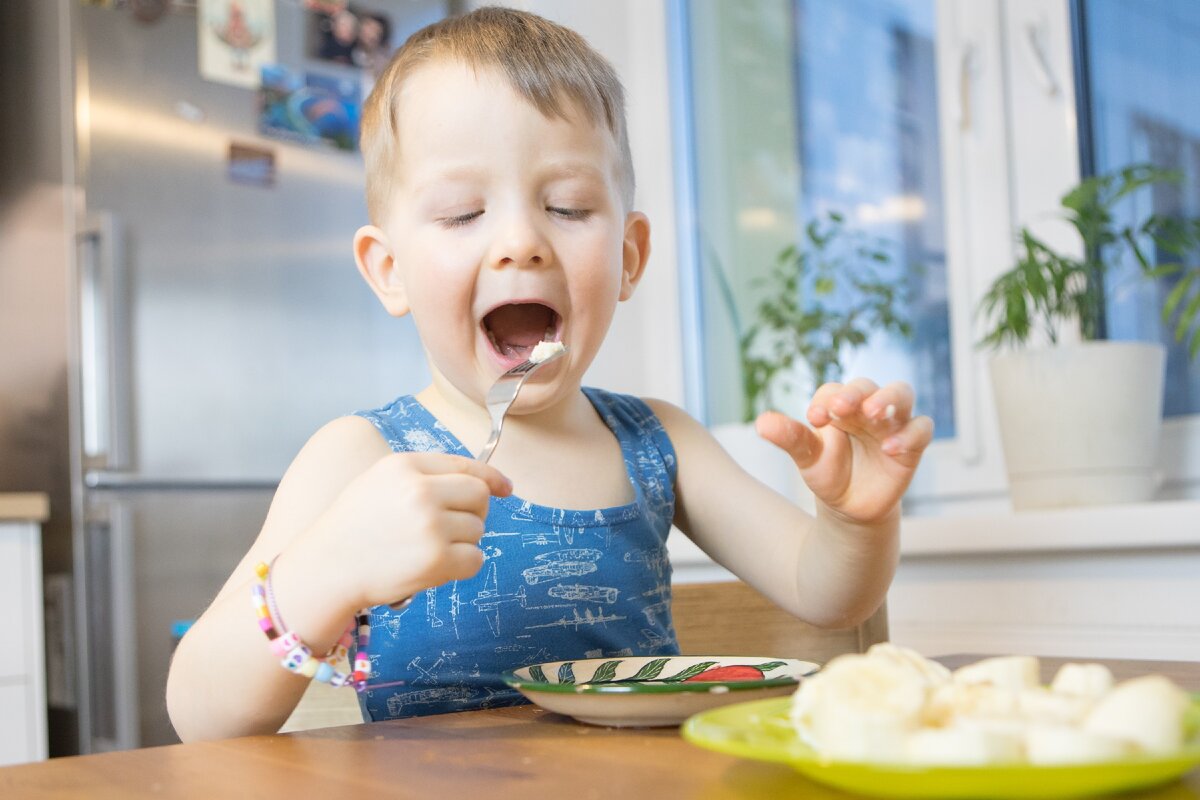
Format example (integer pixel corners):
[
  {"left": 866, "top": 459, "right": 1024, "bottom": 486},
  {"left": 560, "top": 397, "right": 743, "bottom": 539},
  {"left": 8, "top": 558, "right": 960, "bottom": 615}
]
[
  {"left": 754, "top": 661, "right": 789, "bottom": 674},
  {"left": 526, "top": 658, "right": 808, "bottom": 685},
  {"left": 662, "top": 661, "right": 720, "bottom": 682},
  {"left": 626, "top": 658, "right": 672, "bottom": 682},
  {"left": 590, "top": 660, "right": 622, "bottom": 683}
]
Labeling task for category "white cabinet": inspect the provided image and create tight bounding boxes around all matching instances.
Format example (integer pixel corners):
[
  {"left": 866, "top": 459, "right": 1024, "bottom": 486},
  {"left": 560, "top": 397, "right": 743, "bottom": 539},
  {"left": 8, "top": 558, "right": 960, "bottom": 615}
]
[{"left": 0, "top": 494, "right": 48, "bottom": 766}]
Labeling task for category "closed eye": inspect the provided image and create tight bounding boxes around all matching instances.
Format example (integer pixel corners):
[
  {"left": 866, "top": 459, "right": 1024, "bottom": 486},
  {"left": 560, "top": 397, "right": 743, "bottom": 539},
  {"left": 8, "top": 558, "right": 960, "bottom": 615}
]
[
  {"left": 548, "top": 207, "right": 592, "bottom": 221},
  {"left": 440, "top": 210, "right": 483, "bottom": 228}
]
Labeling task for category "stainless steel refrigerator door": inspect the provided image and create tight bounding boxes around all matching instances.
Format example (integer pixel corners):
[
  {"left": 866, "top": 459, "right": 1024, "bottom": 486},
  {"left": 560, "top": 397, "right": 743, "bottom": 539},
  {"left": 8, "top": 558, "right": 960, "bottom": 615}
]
[
  {"left": 84, "top": 487, "right": 274, "bottom": 748},
  {"left": 76, "top": 6, "right": 428, "bottom": 482},
  {"left": 72, "top": 3, "right": 434, "bottom": 750}
]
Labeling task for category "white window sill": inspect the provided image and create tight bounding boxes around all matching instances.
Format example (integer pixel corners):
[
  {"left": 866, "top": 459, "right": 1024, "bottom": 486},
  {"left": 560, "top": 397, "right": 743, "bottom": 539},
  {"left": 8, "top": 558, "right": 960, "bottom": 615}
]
[{"left": 900, "top": 500, "right": 1200, "bottom": 557}]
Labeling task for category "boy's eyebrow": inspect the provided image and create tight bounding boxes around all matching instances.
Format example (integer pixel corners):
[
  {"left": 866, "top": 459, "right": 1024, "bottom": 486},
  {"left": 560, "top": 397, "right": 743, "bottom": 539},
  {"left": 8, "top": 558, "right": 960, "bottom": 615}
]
[
  {"left": 538, "top": 161, "right": 608, "bottom": 183},
  {"left": 409, "top": 163, "right": 489, "bottom": 194},
  {"left": 407, "top": 161, "right": 610, "bottom": 195}
]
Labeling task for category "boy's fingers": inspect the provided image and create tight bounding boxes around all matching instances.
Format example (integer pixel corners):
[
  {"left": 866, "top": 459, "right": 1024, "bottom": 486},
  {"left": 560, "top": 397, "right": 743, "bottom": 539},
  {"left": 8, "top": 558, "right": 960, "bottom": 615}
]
[
  {"left": 756, "top": 410, "right": 824, "bottom": 470},
  {"left": 432, "top": 474, "right": 493, "bottom": 518},
  {"left": 807, "top": 382, "right": 845, "bottom": 426},
  {"left": 407, "top": 452, "right": 513, "bottom": 496},
  {"left": 441, "top": 542, "right": 486, "bottom": 581},
  {"left": 881, "top": 415, "right": 935, "bottom": 466},
  {"left": 862, "top": 381, "right": 915, "bottom": 425},
  {"left": 442, "top": 510, "right": 487, "bottom": 543}
]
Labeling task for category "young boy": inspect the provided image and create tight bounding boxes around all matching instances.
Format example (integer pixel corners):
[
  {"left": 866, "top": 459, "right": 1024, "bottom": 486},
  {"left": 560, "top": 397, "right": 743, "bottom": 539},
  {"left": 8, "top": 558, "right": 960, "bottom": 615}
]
[{"left": 166, "top": 7, "right": 932, "bottom": 741}]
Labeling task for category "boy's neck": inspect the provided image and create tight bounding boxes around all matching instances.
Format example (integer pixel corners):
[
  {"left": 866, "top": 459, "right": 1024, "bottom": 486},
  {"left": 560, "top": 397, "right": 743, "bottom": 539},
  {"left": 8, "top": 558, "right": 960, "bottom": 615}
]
[{"left": 415, "top": 373, "right": 595, "bottom": 450}]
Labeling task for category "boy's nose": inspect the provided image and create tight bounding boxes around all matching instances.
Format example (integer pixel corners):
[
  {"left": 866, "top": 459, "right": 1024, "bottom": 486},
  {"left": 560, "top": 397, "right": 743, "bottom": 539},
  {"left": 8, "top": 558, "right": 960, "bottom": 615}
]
[{"left": 489, "top": 215, "right": 549, "bottom": 270}]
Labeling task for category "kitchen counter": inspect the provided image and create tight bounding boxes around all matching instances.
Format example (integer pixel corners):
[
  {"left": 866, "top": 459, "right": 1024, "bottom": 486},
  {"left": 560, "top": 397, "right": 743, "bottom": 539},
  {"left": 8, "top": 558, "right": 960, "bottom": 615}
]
[{"left": 0, "top": 493, "right": 49, "bottom": 522}]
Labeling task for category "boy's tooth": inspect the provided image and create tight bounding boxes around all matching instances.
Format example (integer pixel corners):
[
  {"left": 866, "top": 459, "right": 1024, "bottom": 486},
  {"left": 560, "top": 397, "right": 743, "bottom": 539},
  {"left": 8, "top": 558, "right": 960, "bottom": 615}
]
[{"left": 544, "top": 326, "right": 555, "bottom": 341}]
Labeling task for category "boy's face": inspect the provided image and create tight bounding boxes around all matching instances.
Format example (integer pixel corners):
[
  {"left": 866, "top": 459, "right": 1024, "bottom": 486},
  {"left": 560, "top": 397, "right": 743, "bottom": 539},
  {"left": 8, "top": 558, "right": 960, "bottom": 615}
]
[{"left": 356, "top": 60, "right": 649, "bottom": 413}]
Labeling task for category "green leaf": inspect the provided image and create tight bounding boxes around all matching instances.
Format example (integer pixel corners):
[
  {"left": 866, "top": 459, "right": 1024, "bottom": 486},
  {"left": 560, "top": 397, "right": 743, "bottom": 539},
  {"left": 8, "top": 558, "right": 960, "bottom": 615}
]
[
  {"left": 626, "top": 658, "right": 671, "bottom": 682},
  {"left": 663, "top": 661, "right": 719, "bottom": 682},
  {"left": 557, "top": 662, "right": 576, "bottom": 684},
  {"left": 528, "top": 664, "right": 547, "bottom": 683},
  {"left": 589, "top": 660, "right": 622, "bottom": 683}
]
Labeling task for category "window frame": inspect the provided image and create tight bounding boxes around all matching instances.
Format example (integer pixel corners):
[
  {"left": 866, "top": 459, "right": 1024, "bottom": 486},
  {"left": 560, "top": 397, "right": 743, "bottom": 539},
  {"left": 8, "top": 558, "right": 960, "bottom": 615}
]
[{"left": 669, "top": 0, "right": 1200, "bottom": 512}]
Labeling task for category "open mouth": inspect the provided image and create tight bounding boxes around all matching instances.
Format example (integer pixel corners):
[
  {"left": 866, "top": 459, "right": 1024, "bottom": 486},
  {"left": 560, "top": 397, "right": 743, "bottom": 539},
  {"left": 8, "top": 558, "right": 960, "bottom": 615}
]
[{"left": 481, "top": 302, "right": 562, "bottom": 365}]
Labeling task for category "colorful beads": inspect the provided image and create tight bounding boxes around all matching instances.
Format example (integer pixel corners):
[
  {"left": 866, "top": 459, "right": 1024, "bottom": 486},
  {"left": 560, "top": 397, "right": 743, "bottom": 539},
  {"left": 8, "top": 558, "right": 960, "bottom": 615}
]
[{"left": 250, "top": 559, "right": 372, "bottom": 692}]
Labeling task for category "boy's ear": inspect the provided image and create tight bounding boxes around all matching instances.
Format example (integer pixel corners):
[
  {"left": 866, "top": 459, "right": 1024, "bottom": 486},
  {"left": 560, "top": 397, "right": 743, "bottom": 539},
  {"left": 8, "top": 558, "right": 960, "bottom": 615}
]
[
  {"left": 354, "top": 225, "right": 410, "bottom": 317},
  {"left": 619, "top": 211, "right": 651, "bottom": 302}
]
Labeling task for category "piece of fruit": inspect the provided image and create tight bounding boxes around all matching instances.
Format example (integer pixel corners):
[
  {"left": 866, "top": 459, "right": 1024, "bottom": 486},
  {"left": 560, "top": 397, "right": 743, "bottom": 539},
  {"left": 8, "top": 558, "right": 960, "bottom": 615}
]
[
  {"left": 791, "top": 653, "right": 929, "bottom": 756},
  {"left": 953, "top": 655, "right": 1040, "bottom": 691},
  {"left": 1050, "top": 662, "right": 1114, "bottom": 698},
  {"left": 907, "top": 723, "right": 1023, "bottom": 765},
  {"left": 1084, "top": 675, "right": 1189, "bottom": 755},
  {"left": 1025, "top": 724, "right": 1134, "bottom": 764},
  {"left": 682, "top": 665, "right": 765, "bottom": 682}
]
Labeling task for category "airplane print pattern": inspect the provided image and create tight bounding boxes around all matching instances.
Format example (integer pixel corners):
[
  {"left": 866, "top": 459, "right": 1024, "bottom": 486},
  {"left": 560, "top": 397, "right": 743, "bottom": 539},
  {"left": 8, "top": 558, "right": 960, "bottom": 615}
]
[{"left": 352, "top": 387, "right": 681, "bottom": 719}]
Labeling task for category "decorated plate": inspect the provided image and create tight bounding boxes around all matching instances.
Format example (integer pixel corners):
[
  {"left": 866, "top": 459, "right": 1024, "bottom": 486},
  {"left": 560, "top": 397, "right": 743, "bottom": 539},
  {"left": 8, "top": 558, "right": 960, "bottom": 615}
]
[
  {"left": 502, "top": 655, "right": 819, "bottom": 727},
  {"left": 682, "top": 696, "right": 1200, "bottom": 799}
]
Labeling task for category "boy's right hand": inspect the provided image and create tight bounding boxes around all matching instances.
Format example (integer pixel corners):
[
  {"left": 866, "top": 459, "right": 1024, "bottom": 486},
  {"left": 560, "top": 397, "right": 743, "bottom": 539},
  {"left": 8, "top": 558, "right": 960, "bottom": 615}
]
[{"left": 305, "top": 452, "right": 512, "bottom": 610}]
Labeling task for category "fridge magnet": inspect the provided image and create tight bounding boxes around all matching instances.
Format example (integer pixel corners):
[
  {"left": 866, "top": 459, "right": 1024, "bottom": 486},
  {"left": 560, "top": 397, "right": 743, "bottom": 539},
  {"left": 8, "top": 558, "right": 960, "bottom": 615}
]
[
  {"left": 307, "top": 3, "right": 398, "bottom": 78},
  {"left": 258, "top": 64, "right": 361, "bottom": 152},
  {"left": 227, "top": 141, "right": 276, "bottom": 188},
  {"left": 198, "top": 0, "right": 277, "bottom": 89}
]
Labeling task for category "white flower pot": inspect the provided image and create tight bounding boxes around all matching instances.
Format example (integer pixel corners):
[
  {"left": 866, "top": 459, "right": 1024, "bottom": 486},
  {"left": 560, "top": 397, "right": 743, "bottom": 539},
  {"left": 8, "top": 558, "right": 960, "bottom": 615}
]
[
  {"left": 989, "top": 342, "right": 1165, "bottom": 510},
  {"left": 710, "top": 422, "right": 816, "bottom": 514}
]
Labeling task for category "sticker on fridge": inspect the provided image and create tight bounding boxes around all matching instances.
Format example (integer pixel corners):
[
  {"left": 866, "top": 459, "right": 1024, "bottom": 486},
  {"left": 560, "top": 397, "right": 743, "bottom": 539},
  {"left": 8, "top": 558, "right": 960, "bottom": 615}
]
[
  {"left": 198, "top": 0, "right": 277, "bottom": 89},
  {"left": 258, "top": 65, "right": 362, "bottom": 152}
]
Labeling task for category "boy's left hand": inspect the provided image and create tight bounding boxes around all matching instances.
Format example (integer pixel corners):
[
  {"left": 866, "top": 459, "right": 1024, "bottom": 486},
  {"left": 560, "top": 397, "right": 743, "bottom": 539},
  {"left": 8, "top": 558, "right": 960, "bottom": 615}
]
[{"left": 755, "top": 378, "right": 933, "bottom": 525}]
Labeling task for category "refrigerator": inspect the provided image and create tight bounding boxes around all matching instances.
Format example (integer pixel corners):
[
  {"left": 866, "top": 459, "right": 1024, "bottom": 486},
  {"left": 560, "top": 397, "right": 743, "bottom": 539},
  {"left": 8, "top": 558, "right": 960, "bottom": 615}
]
[{"left": 0, "top": 0, "right": 447, "bottom": 754}]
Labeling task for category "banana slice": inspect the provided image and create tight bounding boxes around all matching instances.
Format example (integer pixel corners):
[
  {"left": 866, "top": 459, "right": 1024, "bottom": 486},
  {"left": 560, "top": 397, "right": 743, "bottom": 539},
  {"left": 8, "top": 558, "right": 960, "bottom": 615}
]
[
  {"left": 925, "top": 683, "right": 1021, "bottom": 727},
  {"left": 866, "top": 643, "right": 952, "bottom": 686},
  {"left": 791, "top": 653, "right": 929, "bottom": 756},
  {"left": 1025, "top": 724, "right": 1134, "bottom": 764},
  {"left": 1017, "top": 687, "right": 1093, "bottom": 725},
  {"left": 953, "top": 656, "right": 1040, "bottom": 691},
  {"left": 907, "top": 723, "right": 1023, "bottom": 766},
  {"left": 1050, "top": 662, "right": 1114, "bottom": 698},
  {"left": 1083, "top": 675, "right": 1190, "bottom": 755}
]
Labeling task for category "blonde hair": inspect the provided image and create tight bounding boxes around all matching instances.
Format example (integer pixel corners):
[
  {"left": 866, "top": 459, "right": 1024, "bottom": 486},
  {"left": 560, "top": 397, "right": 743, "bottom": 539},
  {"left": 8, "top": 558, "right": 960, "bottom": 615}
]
[{"left": 360, "top": 6, "right": 635, "bottom": 223}]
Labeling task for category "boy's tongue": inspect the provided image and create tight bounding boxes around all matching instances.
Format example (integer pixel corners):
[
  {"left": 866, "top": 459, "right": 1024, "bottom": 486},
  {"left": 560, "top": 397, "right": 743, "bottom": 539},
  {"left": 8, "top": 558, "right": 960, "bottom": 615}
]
[{"left": 484, "top": 303, "right": 554, "bottom": 359}]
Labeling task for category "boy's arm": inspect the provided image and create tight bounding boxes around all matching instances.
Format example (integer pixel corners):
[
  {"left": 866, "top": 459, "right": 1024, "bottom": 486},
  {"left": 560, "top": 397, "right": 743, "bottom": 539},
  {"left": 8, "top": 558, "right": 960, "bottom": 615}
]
[
  {"left": 647, "top": 386, "right": 930, "bottom": 630},
  {"left": 165, "top": 415, "right": 390, "bottom": 741},
  {"left": 166, "top": 413, "right": 509, "bottom": 742}
]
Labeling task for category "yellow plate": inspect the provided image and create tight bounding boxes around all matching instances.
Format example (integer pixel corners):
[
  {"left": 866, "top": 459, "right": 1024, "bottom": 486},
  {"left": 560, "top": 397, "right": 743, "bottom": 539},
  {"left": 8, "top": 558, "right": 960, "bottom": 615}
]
[{"left": 682, "top": 696, "right": 1200, "bottom": 799}]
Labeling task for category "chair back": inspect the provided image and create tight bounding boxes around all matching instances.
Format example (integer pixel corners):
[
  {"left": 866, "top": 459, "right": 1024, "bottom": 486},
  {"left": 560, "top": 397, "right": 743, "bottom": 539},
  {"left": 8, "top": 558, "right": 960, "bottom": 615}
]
[{"left": 671, "top": 580, "right": 888, "bottom": 663}]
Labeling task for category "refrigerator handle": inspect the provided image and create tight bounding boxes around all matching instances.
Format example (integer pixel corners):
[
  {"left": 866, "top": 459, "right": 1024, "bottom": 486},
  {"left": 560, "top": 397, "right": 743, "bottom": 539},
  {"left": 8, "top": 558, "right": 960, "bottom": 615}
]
[{"left": 76, "top": 211, "right": 131, "bottom": 472}]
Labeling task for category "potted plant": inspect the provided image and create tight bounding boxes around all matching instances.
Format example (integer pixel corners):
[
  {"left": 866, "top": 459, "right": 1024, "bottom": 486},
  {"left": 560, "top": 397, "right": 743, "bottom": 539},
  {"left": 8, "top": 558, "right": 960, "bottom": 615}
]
[
  {"left": 977, "top": 164, "right": 1200, "bottom": 510},
  {"left": 709, "top": 211, "right": 914, "bottom": 506}
]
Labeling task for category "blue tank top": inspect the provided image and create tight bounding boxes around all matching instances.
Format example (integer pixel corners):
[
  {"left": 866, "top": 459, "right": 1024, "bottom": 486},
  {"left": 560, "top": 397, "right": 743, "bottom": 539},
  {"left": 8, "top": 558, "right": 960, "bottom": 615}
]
[{"left": 351, "top": 387, "right": 681, "bottom": 719}]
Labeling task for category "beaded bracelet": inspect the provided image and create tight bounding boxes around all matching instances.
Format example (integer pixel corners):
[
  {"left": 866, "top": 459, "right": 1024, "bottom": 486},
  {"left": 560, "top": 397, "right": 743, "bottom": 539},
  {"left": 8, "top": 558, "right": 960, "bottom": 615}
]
[{"left": 251, "top": 560, "right": 372, "bottom": 691}]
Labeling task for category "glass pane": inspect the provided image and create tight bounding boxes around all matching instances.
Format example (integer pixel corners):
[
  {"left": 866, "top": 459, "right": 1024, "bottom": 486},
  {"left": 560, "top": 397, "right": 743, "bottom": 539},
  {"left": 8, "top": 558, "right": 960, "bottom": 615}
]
[
  {"left": 683, "top": 0, "right": 954, "bottom": 436},
  {"left": 1079, "top": 0, "right": 1200, "bottom": 416}
]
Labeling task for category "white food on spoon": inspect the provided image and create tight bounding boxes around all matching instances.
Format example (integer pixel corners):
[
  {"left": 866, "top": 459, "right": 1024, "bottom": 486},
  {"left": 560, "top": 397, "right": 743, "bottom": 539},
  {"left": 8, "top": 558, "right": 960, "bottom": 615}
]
[{"left": 529, "top": 338, "right": 565, "bottom": 364}]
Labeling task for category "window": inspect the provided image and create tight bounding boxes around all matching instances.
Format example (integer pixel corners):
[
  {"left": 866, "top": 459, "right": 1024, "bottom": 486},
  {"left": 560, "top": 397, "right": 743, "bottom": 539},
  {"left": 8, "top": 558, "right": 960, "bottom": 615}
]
[
  {"left": 679, "top": 0, "right": 954, "bottom": 435},
  {"left": 672, "top": 0, "right": 1200, "bottom": 507},
  {"left": 1075, "top": 0, "right": 1200, "bottom": 417}
]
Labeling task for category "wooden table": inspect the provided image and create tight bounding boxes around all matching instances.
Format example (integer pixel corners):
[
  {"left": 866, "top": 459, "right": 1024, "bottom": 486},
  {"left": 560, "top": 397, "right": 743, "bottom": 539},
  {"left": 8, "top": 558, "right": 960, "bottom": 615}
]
[{"left": 4, "top": 657, "right": 1198, "bottom": 799}]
